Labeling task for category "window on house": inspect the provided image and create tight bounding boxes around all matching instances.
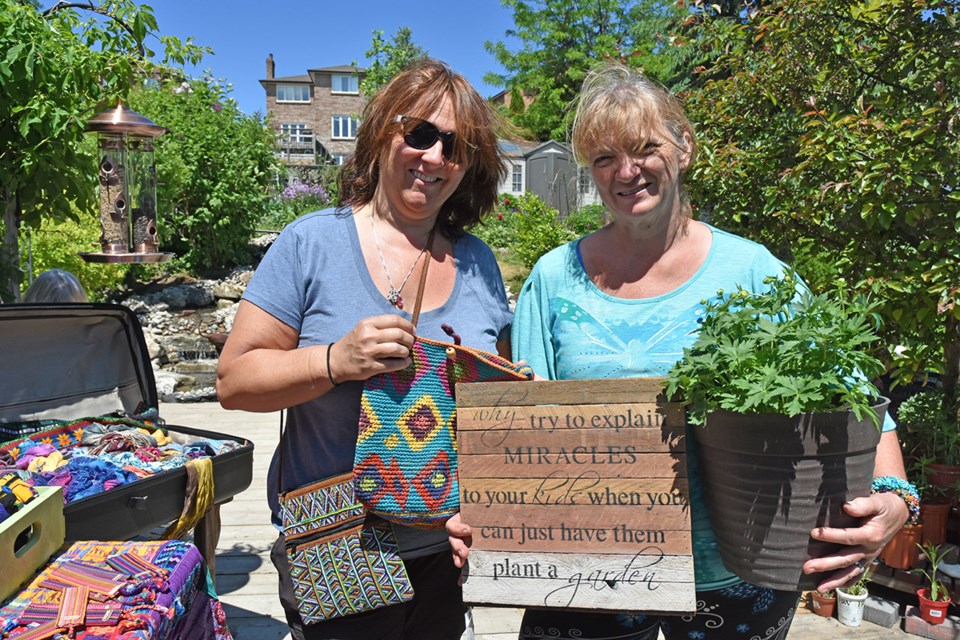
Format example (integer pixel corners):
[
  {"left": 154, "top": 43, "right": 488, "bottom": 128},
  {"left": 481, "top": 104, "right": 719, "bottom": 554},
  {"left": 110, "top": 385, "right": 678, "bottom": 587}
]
[
  {"left": 279, "top": 124, "right": 313, "bottom": 156},
  {"left": 280, "top": 123, "right": 310, "bottom": 143},
  {"left": 511, "top": 163, "right": 524, "bottom": 192},
  {"left": 331, "top": 154, "right": 349, "bottom": 166},
  {"left": 331, "top": 74, "right": 359, "bottom": 94},
  {"left": 332, "top": 115, "right": 359, "bottom": 139},
  {"left": 276, "top": 84, "right": 310, "bottom": 102},
  {"left": 578, "top": 167, "right": 596, "bottom": 194}
]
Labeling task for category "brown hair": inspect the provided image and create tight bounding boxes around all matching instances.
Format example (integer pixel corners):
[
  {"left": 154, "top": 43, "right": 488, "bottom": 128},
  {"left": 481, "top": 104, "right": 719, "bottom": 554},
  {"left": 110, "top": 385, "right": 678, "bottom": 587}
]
[
  {"left": 338, "top": 58, "right": 506, "bottom": 238},
  {"left": 571, "top": 64, "right": 697, "bottom": 215}
]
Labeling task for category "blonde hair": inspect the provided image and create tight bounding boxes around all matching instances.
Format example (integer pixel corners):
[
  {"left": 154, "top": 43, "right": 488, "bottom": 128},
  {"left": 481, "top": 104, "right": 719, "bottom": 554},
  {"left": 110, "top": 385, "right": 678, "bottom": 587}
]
[
  {"left": 571, "top": 64, "right": 697, "bottom": 170},
  {"left": 23, "top": 269, "right": 89, "bottom": 303}
]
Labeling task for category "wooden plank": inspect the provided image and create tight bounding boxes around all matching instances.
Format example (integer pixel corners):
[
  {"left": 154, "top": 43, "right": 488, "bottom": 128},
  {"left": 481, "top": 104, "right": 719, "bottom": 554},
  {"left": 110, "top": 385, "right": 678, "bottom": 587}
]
[
  {"left": 458, "top": 477, "right": 688, "bottom": 506},
  {"left": 463, "top": 549, "right": 696, "bottom": 612},
  {"left": 462, "top": 503, "right": 690, "bottom": 536},
  {"left": 466, "top": 522, "right": 691, "bottom": 554},
  {"left": 457, "top": 379, "right": 674, "bottom": 407},
  {"left": 457, "top": 402, "right": 685, "bottom": 433},
  {"left": 459, "top": 424, "right": 685, "bottom": 455},
  {"left": 460, "top": 451, "right": 685, "bottom": 479}
]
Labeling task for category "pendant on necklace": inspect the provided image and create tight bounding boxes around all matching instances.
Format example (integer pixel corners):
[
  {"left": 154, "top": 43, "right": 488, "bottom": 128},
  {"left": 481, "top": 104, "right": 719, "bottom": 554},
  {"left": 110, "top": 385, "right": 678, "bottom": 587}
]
[{"left": 387, "top": 288, "right": 404, "bottom": 309}]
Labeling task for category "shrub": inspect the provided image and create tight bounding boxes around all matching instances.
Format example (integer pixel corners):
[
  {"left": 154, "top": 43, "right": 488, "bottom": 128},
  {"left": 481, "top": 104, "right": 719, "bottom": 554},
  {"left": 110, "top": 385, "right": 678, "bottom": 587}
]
[
  {"left": 510, "top": 192, "right": 576, "bottom": 268},
  {"left": 470, "top": 194, "right": 521, "bottom": 250},
  {"left": 128, "top": 76, "right": 280, "bottom": 273},
  {"left": 21, "top": 214, "right": 129, "bottom": 302},
  {"left": 259, "top": 182, "right": 334, "bottom": 231},
  {"left": 564, "top": 203, "right": 608, "bottom": 236}
]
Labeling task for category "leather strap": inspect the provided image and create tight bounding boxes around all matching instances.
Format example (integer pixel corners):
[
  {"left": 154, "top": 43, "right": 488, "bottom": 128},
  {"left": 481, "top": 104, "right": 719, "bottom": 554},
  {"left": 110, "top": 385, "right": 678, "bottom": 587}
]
[
  {"left": 409, "top": 226, "right": 436, "bottom": 329},
  {"left": 279, "top": 224, "right": 437, "bottom": 489}
]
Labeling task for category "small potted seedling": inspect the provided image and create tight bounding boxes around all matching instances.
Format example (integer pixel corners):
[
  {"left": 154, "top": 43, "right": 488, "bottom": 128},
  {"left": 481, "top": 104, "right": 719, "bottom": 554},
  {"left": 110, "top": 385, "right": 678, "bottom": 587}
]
[
  {"left": 914, "top": 543, "right": 952, "bottom": 625},
  {"left": 810, "top": 588, "right": 837, "bottom": 618},
  {"left": 836, "top": 567, "right": 871, "bottom": 627}
]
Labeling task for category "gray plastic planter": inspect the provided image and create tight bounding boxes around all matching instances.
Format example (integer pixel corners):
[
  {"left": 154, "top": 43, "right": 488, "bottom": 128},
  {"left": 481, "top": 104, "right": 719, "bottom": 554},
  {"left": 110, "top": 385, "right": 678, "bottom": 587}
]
[{"left": 694, "top": 399, "right": 889, "bottom": 591}]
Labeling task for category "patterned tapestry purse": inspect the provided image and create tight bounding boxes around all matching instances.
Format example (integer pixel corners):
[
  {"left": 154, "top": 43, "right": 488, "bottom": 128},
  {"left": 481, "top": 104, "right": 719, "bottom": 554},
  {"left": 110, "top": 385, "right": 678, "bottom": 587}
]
[
  {"left": 354, "top": 337, "right": 532, "bottom": 528},
  {"left": 353, "top": 234, "right": 534, "bottom": 529},
  {"left": 279, "top": 434, "right": 414, "bottom": 623}
]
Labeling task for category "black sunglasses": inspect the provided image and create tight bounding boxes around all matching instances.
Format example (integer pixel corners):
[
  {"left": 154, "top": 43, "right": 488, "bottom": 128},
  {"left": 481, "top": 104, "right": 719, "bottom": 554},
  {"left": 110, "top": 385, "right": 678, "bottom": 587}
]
[{"left": 394, "top": 114, "right": 458, "bottom": 161}]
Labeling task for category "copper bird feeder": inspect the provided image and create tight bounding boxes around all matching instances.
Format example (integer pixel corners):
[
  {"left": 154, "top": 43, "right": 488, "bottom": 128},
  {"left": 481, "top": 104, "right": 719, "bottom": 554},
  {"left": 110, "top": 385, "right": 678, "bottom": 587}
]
[{"left": 80, "top": 104, "right": 173, "bottom": 263}]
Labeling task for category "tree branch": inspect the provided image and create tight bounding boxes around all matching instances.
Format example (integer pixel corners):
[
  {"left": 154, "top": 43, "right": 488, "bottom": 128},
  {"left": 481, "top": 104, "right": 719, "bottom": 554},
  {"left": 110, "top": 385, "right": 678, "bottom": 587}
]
[{"left": 42, "top": 1, "right": 146, "bottom": 58}]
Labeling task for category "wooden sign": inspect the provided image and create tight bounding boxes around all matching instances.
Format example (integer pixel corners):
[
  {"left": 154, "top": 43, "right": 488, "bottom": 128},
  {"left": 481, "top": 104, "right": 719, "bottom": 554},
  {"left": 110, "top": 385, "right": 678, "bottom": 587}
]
[{"left": 456, "top": 377, "right": 695, "bottom": 613}]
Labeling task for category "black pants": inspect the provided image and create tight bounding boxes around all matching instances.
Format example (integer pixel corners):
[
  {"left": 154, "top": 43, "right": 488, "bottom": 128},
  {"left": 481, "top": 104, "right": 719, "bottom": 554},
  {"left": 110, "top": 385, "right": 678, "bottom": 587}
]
[
  {"left": 271, "top": 536, "right": 467, "bottom": 640},
  {"left": 519, "top": 582, "right": 801, "bottom": 640}
]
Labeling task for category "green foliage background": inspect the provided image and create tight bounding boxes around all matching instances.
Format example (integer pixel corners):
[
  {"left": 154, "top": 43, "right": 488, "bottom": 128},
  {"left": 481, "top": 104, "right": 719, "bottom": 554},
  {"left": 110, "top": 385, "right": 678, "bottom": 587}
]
[{"left": 127, "top": 78, "right": 280, "bottom": 273}]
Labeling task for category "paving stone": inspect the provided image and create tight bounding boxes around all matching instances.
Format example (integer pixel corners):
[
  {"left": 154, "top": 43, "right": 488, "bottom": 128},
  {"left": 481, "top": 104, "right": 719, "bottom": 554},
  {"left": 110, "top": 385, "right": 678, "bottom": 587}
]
[
  {"left": 903, "top": 605, "right": 960, "bottom": 639},
  {"left": 864, "top": 594, "right": 902, "bottom": 628}
]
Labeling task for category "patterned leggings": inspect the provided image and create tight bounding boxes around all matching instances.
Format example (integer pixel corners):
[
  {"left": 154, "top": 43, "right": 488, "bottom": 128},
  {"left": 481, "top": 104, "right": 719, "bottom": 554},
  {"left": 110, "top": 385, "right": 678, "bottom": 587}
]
[{"left": 519, "top": 582, "right": 802, "bottom": 640}]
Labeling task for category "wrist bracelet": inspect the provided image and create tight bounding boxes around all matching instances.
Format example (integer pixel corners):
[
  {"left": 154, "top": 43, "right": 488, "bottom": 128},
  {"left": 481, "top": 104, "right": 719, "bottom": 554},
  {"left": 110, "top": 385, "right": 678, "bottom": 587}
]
[
  {"left": 327, "top": 342, "right": 340, "bottom": 386},
  {"left": 871, "top": 475, "right": 920, "bottom": 526}
]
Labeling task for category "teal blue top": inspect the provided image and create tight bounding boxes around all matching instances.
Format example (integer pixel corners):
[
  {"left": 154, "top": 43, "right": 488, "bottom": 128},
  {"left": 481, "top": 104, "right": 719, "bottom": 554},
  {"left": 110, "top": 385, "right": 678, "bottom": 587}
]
[{"left": 511, "top": 224, "right": 895, "bottom": 591}]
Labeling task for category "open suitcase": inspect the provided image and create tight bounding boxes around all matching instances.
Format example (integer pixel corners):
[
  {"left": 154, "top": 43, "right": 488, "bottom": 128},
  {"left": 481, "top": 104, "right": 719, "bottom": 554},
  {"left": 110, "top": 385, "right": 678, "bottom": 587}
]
[{"left": 0, "top": 303, "right": 253, "bottom": 543}]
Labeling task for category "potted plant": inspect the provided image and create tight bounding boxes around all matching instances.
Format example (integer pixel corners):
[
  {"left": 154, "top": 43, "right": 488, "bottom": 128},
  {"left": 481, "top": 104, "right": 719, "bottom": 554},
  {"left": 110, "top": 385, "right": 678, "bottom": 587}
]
[
  {"left": 912, "top": 457, "right": 953, "bottom": 545},
  {"left": 914, "top": 543, "right": 953, "bottom": 625},
  {"left": 809, "top": 589, "right": 837, "bottom": 618},
  {"left": 666, "top": 270, "right": 889, "bottom": 591},
  {"left": 836, "top": 568, "right": 871, "bottom": 627},
  {"left": 879, "top": 520, "right": 924, "bottom": 571},
  {"left": 899, "top": 389, "right": 960, "bottom": 505}
]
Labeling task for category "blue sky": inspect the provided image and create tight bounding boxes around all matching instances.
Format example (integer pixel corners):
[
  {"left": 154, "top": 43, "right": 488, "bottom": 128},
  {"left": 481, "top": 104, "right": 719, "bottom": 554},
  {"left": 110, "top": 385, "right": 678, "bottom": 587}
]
[{"left": 146, "top": 1, "right": 518, "bottom": 116}]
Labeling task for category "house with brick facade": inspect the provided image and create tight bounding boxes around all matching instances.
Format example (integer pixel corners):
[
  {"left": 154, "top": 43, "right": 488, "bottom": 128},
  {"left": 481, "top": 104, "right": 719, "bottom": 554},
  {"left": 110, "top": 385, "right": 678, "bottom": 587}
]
[{"left": 260, "top": 54, "right": 366, "bottom": 176}]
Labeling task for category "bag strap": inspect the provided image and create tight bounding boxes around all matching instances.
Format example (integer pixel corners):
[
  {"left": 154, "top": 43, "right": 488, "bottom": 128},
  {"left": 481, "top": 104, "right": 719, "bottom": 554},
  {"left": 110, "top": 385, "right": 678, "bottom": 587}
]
[
  {"left": 278, "top": 225, "right": 436, "bottom": 492},
  {"left": 278, "top": 408, "right": 286, "bottom": 493},
  {"left": 409, "top": 226, "right": 436, "bottom": 329}
]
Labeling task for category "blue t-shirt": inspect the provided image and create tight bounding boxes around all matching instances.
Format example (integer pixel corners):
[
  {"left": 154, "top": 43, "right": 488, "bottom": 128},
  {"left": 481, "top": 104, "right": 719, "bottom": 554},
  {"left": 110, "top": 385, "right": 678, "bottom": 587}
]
[
  {"left": 513, "top": 224, "right": 893, "bottom": 590},
  {"left": 244, "top": 208, "right": 513, "bottom": 558}
]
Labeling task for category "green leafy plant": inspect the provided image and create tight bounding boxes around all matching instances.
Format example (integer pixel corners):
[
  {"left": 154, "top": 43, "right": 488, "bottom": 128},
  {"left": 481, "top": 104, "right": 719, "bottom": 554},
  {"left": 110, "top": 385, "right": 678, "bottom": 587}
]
[
  {"left": 510, "top": 192, "right": 576, "bottom": 269},
  {"left": 914, "top": 543, "right": 952, "bottom": 602},
  {"left": 842, "top": 566, "right": 871, "bottom": 596},
  {"left": 665, "top": 270, "right": 885, "bottom": 425},
  {"left": 898, "top": 390, "right": 960, "bottom": 466}
]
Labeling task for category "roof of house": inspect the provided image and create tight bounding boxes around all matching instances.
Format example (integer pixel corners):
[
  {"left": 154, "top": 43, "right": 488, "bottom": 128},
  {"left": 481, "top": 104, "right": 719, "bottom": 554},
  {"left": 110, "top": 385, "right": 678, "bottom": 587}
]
[
  {"left": 307, "top": 65, "right": 365, "bottom": 74},
  {"left": 262, "top": 74, "right": 312, "bottom": 84}
]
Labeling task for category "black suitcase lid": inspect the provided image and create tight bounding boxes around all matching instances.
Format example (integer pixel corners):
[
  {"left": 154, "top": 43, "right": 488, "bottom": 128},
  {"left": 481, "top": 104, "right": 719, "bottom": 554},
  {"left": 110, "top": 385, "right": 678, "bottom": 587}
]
[
  {"left": 0, "top": 303, "right": 157, "bottom": 423},
  {"left": 0, "top": 303, "right": 254, "bottom": 542}
]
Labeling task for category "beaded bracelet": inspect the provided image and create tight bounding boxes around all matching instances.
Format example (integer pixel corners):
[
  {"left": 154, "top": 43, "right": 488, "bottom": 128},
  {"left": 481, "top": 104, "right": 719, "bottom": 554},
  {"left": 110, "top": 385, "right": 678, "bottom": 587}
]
[{"left": 871, "top": 475, "right": 920, "bottom": 526}]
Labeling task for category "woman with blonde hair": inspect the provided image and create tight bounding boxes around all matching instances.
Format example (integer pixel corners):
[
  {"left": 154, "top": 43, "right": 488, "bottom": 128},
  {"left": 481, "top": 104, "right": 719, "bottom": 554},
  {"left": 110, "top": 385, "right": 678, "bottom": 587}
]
[{"left": 448, "top": 63, "right": 912, "bottom": 640}]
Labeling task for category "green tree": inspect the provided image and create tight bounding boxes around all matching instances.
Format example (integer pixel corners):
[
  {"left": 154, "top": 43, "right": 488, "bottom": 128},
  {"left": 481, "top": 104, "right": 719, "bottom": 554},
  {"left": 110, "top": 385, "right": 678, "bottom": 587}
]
[
  {"left": 0, "top": 0, "right": 205, "bottom": 300},
  {"left": 486, "top": 0, "right": 689, "bottom": 140},
  {"left": 682, "top": 1, "right": 960, "bottom": 412},
  {"left": 357, "top": 27, "right": 427, "bottom": 97},
  {"left": 127, "top": 77, "right": 280, "bottom": 272}
]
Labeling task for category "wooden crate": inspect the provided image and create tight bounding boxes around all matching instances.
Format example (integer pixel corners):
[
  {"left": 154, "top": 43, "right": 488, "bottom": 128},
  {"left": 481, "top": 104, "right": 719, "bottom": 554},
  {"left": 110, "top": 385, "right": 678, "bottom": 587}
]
[{"left": 0, "top": 486, "right": 65, "bottom": 603}]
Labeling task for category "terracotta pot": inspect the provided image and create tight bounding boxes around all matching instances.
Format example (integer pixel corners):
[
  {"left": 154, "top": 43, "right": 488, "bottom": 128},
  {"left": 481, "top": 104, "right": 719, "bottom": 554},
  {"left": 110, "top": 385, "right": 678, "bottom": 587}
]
[
  {"left": 879, "top": 523, "right": 923, "bottom": 570},
  {"left": 917, "top": 588, "right": 951, "bottom": 625},
  {"left": 927, "top": 463, "right": 960, "bottom": 505},
  {"left": 810, "top": 591, "right": 837, "bottom": 618},
  {"left": 921, "top": 501, "right": 952, "bottom": 546},
  {"left": 694, "top": 399, "right": 887, "bottom": 591}
]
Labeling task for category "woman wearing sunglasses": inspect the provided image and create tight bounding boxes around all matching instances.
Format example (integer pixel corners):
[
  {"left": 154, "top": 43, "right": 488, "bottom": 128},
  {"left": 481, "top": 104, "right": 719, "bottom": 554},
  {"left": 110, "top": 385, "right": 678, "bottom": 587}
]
[{"left": 217, "top": 58, "right": 511, "bottom": 639}]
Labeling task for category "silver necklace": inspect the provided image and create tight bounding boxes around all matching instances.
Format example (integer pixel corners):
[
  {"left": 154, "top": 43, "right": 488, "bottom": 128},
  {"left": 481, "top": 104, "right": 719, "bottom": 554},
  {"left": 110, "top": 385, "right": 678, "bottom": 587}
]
[{"left": 369, "top": 214, "right": 428, "bottom": 309}]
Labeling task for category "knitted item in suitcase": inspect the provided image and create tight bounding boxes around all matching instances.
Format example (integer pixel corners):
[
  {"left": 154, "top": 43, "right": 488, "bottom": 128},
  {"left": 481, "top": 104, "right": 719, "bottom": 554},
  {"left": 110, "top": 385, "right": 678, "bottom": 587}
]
[{"left": 353, "top": 336, "right": 533, "bottom": 528}]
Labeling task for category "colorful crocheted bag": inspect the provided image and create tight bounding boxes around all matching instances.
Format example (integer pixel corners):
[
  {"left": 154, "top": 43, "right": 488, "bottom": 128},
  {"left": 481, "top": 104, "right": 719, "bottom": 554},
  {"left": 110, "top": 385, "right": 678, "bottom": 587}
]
[{"left": 353, "top": 334, "right": 533, "bottom": 528}]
